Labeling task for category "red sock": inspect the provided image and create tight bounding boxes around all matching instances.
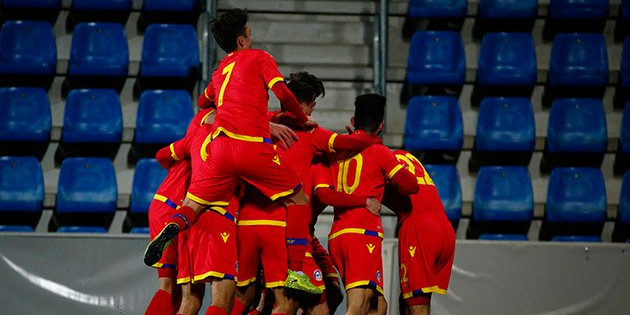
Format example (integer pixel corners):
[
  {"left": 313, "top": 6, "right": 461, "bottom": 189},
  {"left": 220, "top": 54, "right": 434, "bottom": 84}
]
[
  {"left": 230, "top": 299, "right": 246, "bottom": 315},
  {"left": 286, "top": 204, "right": 311, "bottom": 271},
  {"left": 167, "top": 206, "right": 196, "bottom": 231},
  {"left": 271, "top": 313, "right": 288, "bottom": 315},
  {"left": 145, "top": 289, "right": 172, "bottom": 315},
  {"left": 287, "top": 243, "right": 308, "bottom": 271},
  {"left": 248, "top": 311, "right": 261, "bottom": 315},
  {"left": 206, "top": 305, "right": 229, "bottom": 315}
]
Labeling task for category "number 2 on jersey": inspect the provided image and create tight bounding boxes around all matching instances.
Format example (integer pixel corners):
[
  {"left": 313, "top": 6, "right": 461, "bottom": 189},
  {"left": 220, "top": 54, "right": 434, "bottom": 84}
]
[
  {"left": 218, "top": 61, "right": 236, "bottom": 107},
  {"left": 395, "top": 153, "right": 434, "bottom": 186}
]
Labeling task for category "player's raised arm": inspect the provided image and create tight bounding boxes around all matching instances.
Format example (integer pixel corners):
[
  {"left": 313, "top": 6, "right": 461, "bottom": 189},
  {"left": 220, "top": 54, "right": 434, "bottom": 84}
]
[{"left": 197, "top": 84, "right": 216, "bottom": 109}]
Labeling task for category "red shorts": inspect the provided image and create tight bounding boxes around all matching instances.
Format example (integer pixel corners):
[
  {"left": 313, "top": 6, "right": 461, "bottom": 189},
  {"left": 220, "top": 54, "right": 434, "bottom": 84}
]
[
  {"left": 148, "top": 199, "right": 178, "bottom": 269},
  {"left": 304, "top": 251, "right": 325, "bottom": 291},
  {"left": 177, "top": 209, "right": 237, "bottom": 284},
  {"left": 399, "top": 215, "right": 455, "bottom": 301},
  {"left": 236, "top": 224, "right": 288, "bottom": 288},
  {"left": 187, "top": 136, "right": 302, "bottom": 207},
  {"left": 311, "top": 238, "right": 339, "bottom": 280},
  {"left": 328, "top": 233, "right": 384, "bottom": 294}
]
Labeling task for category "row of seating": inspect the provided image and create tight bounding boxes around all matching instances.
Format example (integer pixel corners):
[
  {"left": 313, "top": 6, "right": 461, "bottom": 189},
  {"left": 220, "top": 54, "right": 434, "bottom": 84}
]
[
  {"left": 0, "top": 20, "right": 200, "bottom": 91},
  {"left": 405, "top": 31, "right": 629, "bottom": 108},
  {"left": 1, "top": 156, "right": 627, "bottom": 241},
  {"left": 0, "top": 87, "right": 194, "bottom": 160}
]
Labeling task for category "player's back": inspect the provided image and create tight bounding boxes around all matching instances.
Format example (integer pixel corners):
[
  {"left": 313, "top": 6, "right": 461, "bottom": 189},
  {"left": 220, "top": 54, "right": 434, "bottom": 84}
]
[{"left": 155, "top": 160, "right": 191, "bottom": 204}]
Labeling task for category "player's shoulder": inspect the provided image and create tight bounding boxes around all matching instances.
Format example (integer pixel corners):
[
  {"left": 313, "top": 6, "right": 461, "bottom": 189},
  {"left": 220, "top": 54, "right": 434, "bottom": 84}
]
[{"left": 247, "top": 49, "right": 276, "bottom": 60}]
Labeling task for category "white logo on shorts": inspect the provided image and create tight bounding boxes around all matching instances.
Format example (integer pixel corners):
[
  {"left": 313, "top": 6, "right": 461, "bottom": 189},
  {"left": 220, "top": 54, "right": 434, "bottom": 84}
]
[
  {"left": 376, "top": 270, "right": 381, "bottom": 282},
  {"left": 314, "top": 269, "right": 323, "bottom": 281}
]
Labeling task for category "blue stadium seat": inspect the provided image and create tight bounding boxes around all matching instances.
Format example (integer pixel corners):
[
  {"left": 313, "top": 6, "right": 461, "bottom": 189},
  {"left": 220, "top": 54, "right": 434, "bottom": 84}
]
[
  {"left": 425, "top": 164, "right": 462, "bottom": 227},
  {"left": 540, "top": 167, "right": 607, "bottom": 240},
  {"left": 408, "top": 0, "right": 467, "bottom": 18},
  {"left": 0, "top": 225, "right": 34, "bottom": 232},
  {"left": 0, "top": 87, "right": 51, "bottom": 159},
  {"left": 471, "top": 97, "right": 535, "bottom": 170},
  {"left": 473, "top": 0, "right": 538, "bottom": 37},
  {"left": 143, "top": 0, "right": 202, "bottom": 12},
  {"left": 407, "top": 31, "right": 465, "bottom": 88},
  {"left": 1, "top": 0, "right": 61, "bottom": 24},
  {"left": 1, "top": 0, "right": 60, "bottom": 9},
  {"left": 614, "top": 37, "right": 630, "bottom": 108},
  {"left": 468, "top": 166, "right": 533, "bottom": 238},
  {"left": 130, "top": 159, "right": 167, "bottom": 214},
  {"left": 51, "top": 157, "right": 117, "bottom": 231},
  {"left": 613, "top": 171, "right": 630, "bottom": 241},
  {"left": 544, "top": 0, "right": 609, "bottom": 40},
  {"left": 479, "top": 233, "right": 529, "bottom": 241},
  {"left": 542, "top": 98, "right": 607, "bottom": 171},
  {"left": 67, "top": 0, "right": 132, "bottom": 28},
  {"left": 472, "top": 33, "right": 536, "bottom": 105},
  {"left": 551, "top": 235, "right": 602, "bottom": 242},
  {"left": 139, "top": 0, "right": 202, "bottom": 29},
  {"left": 616, "top": 0, "right": 630, "bottom": 40},
  {"left": 0, "top": 156, "right": 44, "bottom": 229},
  {"left": 614, "top": 102, "right": 630, "bottom": 174},
  {"left": 0, "top": 21, "right": 56, "bottom": 88},
  {"left": 138, "top": 24, "right": 199, "bottom": 91},
  {"left": 130, "top": 227, "right": 150, "bottom": 234},
  {"left": 56, "top": 89, "right": 122, "bottom": 161},
  {"left": 543, "top": 33, "right": 608, "bottom": 107},
  {"left": 404, "top": 96, "right": 463, "bottom": 164},
  {"left": 57, "top": 226, "right": 108, "bottom": 233}
]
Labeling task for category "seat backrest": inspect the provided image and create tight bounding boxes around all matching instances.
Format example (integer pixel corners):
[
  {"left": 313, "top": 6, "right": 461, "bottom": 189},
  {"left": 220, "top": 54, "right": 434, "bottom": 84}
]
[
  {"left": 478, "top": 0, "right": 538, "bottom": 19},
  {"left": 129, "top": 226, "right": 150, "bottom": 234},
  {"left": 477, "top": 32, "right": 537, "bottom": 86},
  {"left": 404, "top": 95, "right": 463, "bottom": 151},
  {"left": 551, "top": 235, "right": 602, "bottom": 242},
  {"left": 547, "top": 98, "right": 607, "bottom": 153},
  {"left": 63, "top": 89, "right": 122, "bottom": 143},
  {"left": 143, "top": 0, "right": 202, "bottom": 12},
  {"left": 619, "top": 171, "right": 630, "bottom": 224},
  {"left": 72, "top": 0, "right": 131, "bottom": 11},
  {"left": 1, "top": 0, "right": 60, "bottom": 9},
  {"left": 0, "top": 20, "right": 56, "bottom": 75},
  {"left": 135, "top": 89, "right": 194, "bottom": 144},
  {"left": 548, "top": 0, "right": 609, "bottom": 19},
  {"left": 69, "top": 22, "right": 129, "bottom": 77},
  {"left": 546, "top": 167, "right": 607, "bottom": 223},
  {"left": 407, "top": 31, "right": 466, "bottom": 85},
  {"left": 548, "top": 33, "right": 608, "bottom": 87},
  {"left": 140, "top": 24, "right": 199, "bottom": 77},
  {"left": 621, "top": 101, "right": 630, "bottom": 154},
  {"left": 424, "top": 164, "right": 462, "bottom": 221},
  {"left": 476, "top": 97, "right": 535, "bottom": 152},
  {"left": 479, "top": 233, "right": 529, "bottom": 241},
  {"left": 130, "top": 159, "right": 168, "bottom": 214},
  {"left": 408, "top": 0, "right": 468, "bottom": 18},
  {"left": 56, "top": 157, "right": 117, "bottom": 213},
  {"left": 620, "top": 37, "right": 630, "bottom": 87},
  {"left": 474, "top": 166, "right": 533, "bottom": 221},
  {"left": 0, "top": 225, "right": 34, "bottom": 232},
  {"left": 0, "top": 87, "right": 51, "bottom": 142},
  {"left": 623, "top": 0, "right": 630, "bottom": 18},
  {"left": 57, "top": 226, "right": 108, "bottom": 233},
  {"left": 0, "top": 156, "right": 44, "bottom": 212}
]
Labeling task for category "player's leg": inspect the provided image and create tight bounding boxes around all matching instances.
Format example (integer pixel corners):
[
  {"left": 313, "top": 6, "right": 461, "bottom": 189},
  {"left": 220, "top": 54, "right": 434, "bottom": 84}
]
[
  {"left": 323, "top": 278, "right": 343, "bottom": 314},
  {"left": 366, "top": 295, "right": 387, "bottom": 315},
  {"left": 233, "top": 224, "right": 264, "bottom": 315},
  {"left": 205, "top": 278, "right": 237, "bottom": 314},
  {"left": 177, "top": 282, "right": 205, "bottom": 315},
  {"left": 406, "top": 294, "right": 431, "bottom": 315},
  {"left": 345, "top": 287, "right": 374, "bottom": 315},
  {"left": 145, "top": 270, "right": 180, "bottom": 315},
  {"left": 233, "top": 284, "right": 256, "bottom": 315}
]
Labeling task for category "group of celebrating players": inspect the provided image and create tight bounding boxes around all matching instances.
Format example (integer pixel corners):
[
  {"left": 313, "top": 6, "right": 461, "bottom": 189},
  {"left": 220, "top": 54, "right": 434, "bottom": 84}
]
[{"left": 142, "top": 8, "right": 456, "bottom": 315}]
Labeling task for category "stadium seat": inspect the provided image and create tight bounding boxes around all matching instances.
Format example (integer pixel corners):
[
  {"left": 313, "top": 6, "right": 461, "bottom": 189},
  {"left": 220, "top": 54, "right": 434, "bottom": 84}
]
[
  {"left": 0, "top": 87, "right": 51, "bottom": 159},
  {"left": 543, "top": 33, "right": 608, "bottom": 107},
  {"left": 469, "top": 97, "right": 535, "bottom": 171},
  {"left": 614, "top": 37, "right": 630, "bottom": 108},
  {"left": 614, "top": 101, "right": 630, "bottom": 174},
  {"left": 137, "top": 24, "right": 199, "bottom": 92},
  {"left": 123, "top": 158, "right": 167, "bottom": 232},
  {"left": 129, "top": 227, "right": 150, "bottom": 234},
  {"left": 138, "top": 0, "right": 202, "bottom": 29},
  {"left": 472, "top": 0, "right": 538, "bottom": 38},
  {"left": 0, "top": 20, "right": 56, "bottom": 88},
  {"left": 404, "top": 96, "right": 463, "bottom": 164},
  {"left": 540, "top": 167, "right": 607, "bottom": 241},
  {"left": 0, "top": 225, "right": 34, "bottom": 232},
  {"left": 551, "top": 235, "right": 603, "bottom": 242},
  {"left": 66, "top": 22, "right": 129, "bottom": 92},
  {"left": 56, "top": 89, "right": 122, "bottom": 162},
  {"left": 613, "top": 171, "right": 630, "bottom": 241},
  {"left": 404, "top": 31, "right": 465, "bottom": 100},
  {"left": 0, "top": 157, "right": 44, "bottom": 229},
  {"left": 66, "top": 0, "right": 132, "bottom": 29},
  {"left": 471, "top": 33, "right": 537, "bottom": 105},
  {"left": 50, "top": 157, "right": 117, "bottom": 231},
  {"left": 479, "top": 233, "right": 529, "bottom": 241},
  {"left": 403, "top": 0, "right": 467, "bottom": 34},
  {"left": 425, "top": 164, "right": 462, "bottom": 230},
  {"left": 543, "top": 0, "right": 609, "bottom": 40},
  {"left": 0, "top": 0, "right": 61, "bottom": 24},
  {"left": 541, "top": 98, "right": 607, "bottom": 172},
  {"left": 129, "top": 90, "right": 194, "bottom": 163},
  {"left": 57, "top": 226, "right": 108, "bottom": 233},
  {"left": 467, "top": 166, "right": 533, "bottom": 239},
  {"left": 615, "top": 0, "right": 630, "bottom": 40}
]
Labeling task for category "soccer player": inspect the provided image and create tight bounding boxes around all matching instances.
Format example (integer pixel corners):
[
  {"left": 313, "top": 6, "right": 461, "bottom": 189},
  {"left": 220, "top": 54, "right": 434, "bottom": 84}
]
[
  {"left": 312, "top": 93, "right": 419, "bottom": 315},
  {"left": 382, "top": 150, "right": 456, "bottom": 315}
]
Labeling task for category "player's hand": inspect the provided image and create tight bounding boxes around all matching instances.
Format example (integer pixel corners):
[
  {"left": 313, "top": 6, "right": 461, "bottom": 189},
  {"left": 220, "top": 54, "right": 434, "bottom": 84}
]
[
  {"left": 345, "top": 125, "right": 354, "bottom": 134},
  {"left": 303, "top": 115, "right": 318, "bottom": 128},
  {"left": 203, "top": 111, "right": 216, "bottom": 125},
  {"left": 269, "top": 122, "right": 299, "bottom": 148},
  {"left": 365, "top": 198, "right": 382, "bottom": 216}
]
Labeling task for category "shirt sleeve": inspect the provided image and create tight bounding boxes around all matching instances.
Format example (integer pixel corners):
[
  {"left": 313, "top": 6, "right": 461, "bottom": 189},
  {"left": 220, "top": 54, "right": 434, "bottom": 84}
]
[
  {"left": 260, "top": 51, "right": 285, "bottom": 90},
  {"left": 197, "top": 84, "right": 216, "bottom": 109},
  {"left": 310, "top": 127, "right": 337, "bottom": 153}
]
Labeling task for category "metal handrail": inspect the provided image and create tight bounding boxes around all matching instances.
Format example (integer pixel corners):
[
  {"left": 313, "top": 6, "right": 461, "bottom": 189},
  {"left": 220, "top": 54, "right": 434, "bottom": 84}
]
[
  {"left": 373, "top": 0, "right": 389, "bottom": 97},
  {"left": 201, "top": 0, "right": 218, "bottom": 91}
]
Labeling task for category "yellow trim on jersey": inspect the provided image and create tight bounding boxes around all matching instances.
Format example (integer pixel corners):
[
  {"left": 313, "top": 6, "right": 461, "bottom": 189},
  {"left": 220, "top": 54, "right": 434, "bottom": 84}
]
[
  {"left": 193, "top": 271, "right": 230, "bottom": 283},
  {"left": 237, "top": 220, "right": 286, "bottom": 227},
  {"left": 345, "top": 281, "right": 384, "bottom": 294},
  {"left": 402, "top": 286, "right": 447, "bottom": 299},
  {"left": 305, "top": 252, "right": 313, "bottom": 258},
  {"left": 186, "top": 192, "right": 229, "bottom": 207},
  {"left": 328, "top": 228, "right": 384, "bottom": 241},
  {"left": 265, "top": 280, "right": 286, "bottom": 288},
  {"left": 267, "top": 77, "right": 284, "bottom": 89},
  {"left": 236, "top": 277, "right": 257, "bottom": 287},
  {"left": 177, "top": 276, "right": 192, "bottom": 285},
  {"left": 212, "top": 126, "right": 266, "bottom": 143},
  {"left": 203, "top": 86, "right": 211, "bottom": 100},
  {"left": 200, "top": 110, "right": 216, "bottom": 126},
  {"left": 152, "top": 262, "right": 163, "bottom": 268},
  {"left": 210, "top": 206, "right": 237, "bottom": 223},
  {"left": 169, "top": 143, "right": 180, "bottom": 160},
  {"left": 314, "top": 184, "right": 331, "bottom": 189},
  {"left": 153, "top": 194, "right": 181, "bottom": 209},
  {"left": 270, "top": 187, "right": 297, "bottom": 201},
  {"left": 325, "top": 273, "right": 339, "bottom": 278},
  {"left": 387, "top": 164, "right": 403, "bottom": 179},
  {"left": 328, "top": 133, "right": 338, "bottom": 153},
  {"left": 201, "top": 133, "right": 212, "bottom": 162}
]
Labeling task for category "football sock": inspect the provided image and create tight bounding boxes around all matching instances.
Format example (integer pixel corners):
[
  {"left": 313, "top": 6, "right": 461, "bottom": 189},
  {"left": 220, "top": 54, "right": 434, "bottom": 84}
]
[{"left": 145, "top": 289, "right": 172, "bottom": 315}]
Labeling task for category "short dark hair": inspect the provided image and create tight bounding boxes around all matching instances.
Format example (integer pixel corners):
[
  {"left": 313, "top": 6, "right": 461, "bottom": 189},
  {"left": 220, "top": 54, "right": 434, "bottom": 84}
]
[
  {"left": 354, "top": 93, "right": 386, "bottom": 133},
  {"left": 286, "top": 72, "right": 325, "bottom": 103},
  {"left": 210, "top": 9, "right": 248, "bottom": 53}
]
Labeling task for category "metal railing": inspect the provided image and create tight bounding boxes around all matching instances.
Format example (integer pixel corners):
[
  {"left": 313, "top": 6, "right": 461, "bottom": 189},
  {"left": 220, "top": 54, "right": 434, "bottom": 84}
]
[
  {"left": 373, "top": 0, "right": 389, "bottom": 97},
  {"left": 201, "top": 0, "right": 218, "bottom": 90}
]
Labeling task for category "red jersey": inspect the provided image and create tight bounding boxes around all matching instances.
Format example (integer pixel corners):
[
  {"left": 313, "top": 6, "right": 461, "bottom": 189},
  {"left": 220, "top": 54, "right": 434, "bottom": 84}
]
[
  {"left": 209, "top": 49, "right": 285, "bottom": 142},
  {"left": 167, "top": 108, "right": 215, "bottom": 171},
  {"left": 312, "top": 132, "right": 404, "bottom": 237}
]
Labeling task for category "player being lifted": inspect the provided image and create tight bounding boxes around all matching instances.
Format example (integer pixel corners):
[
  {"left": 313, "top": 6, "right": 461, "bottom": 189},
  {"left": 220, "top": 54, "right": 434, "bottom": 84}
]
[{"left": 313, "top": 94, "right": 419, "bottom": 315}]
